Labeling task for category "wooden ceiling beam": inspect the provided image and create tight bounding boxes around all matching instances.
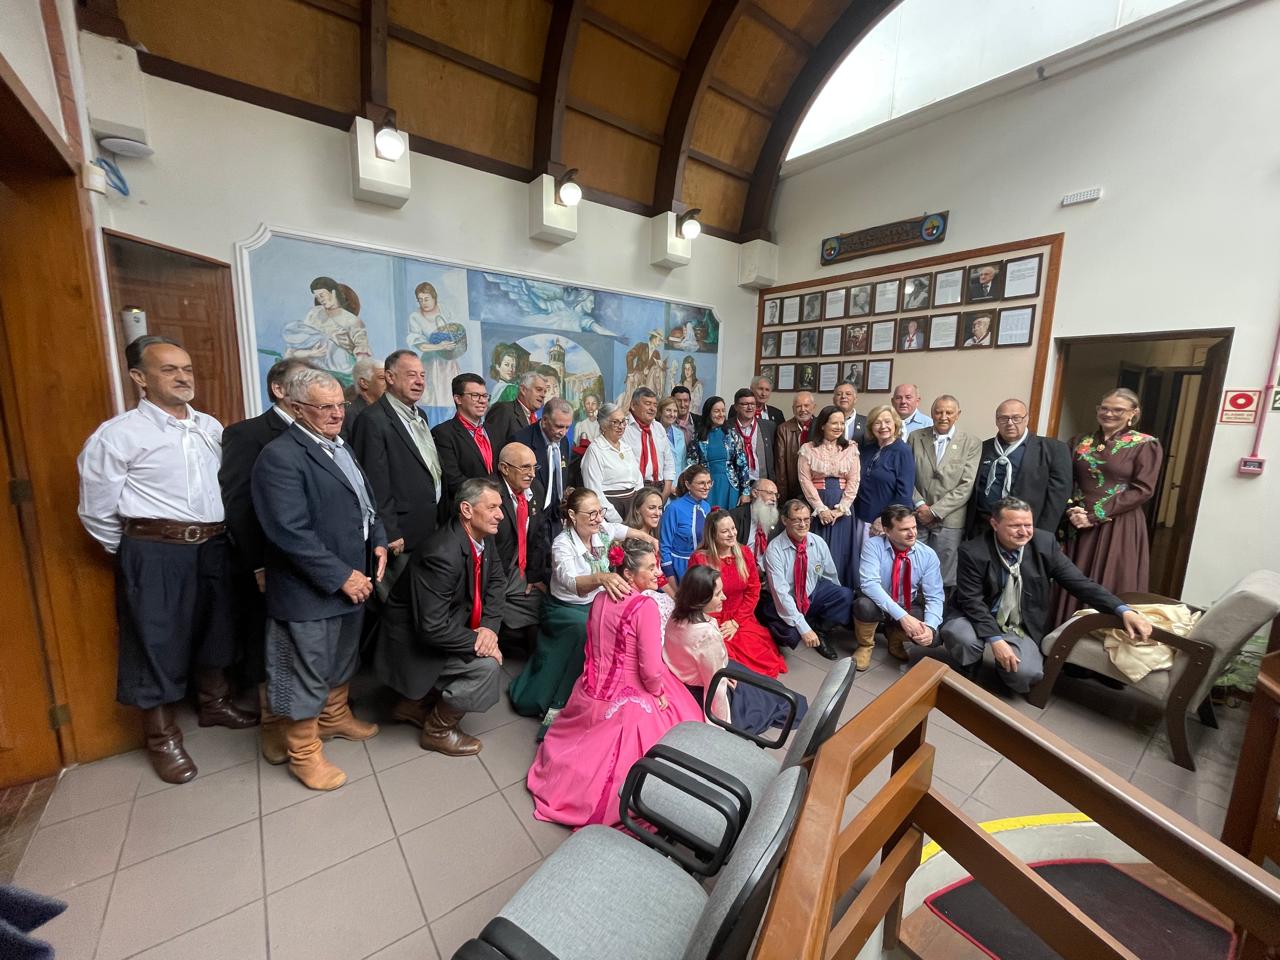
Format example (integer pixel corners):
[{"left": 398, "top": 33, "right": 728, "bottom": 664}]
[
  {"left": 565, "top": 97, "right": 662, "bottom": 146},
  {"left": 297, "top": 0, "right": 360, "bottom": 23},
  {"left": 580, "top": 9, "right": 685, "bottom": 71},
  {"left": 532, "top": 0, "right": 583, "bottom": 177},
  {"left": 687, "top": 148, "right": 752, "bottom": 182},
  {"left": 360, "top": 0, "right": 389, "bottom": 109},
  {"left": 739, "top": 0, "right": 898, "bottom": 240},
  {"left": 651, "top": 0, "right": 747, "bottom": 216},
  {"left": 742, "top": 2, "right": 813, "bottom": 53},
  {"left": 707, "top": 77, "right": 777, "bottom": 120},
  {"left": 389, "top": 24, "right": 540, "bottom": 94},
  {"left": 75, "top": 0, "right": 131, "bottom": 42}
]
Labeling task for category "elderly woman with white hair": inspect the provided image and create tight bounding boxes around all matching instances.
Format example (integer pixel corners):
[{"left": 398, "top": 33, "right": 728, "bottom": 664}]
[{"left": 580, "top": 402, "right": 644, "bottom": 523}]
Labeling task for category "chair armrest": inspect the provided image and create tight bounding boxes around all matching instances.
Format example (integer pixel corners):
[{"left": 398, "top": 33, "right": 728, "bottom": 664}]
[
  {"left": 705, "top": 663, "right": 799, "bottom": 749},
  {"left": 462, "top": 917, "right": 562, "bottom": 960},
  {"left": 1116, "top": 592, "right": 1206, "bottom": 614},
  {"left": 647, "top": 742, "right": 754, "bottom": 827},
  {"left": 620, "top": 756, "right": 742, "bottom": 877}
]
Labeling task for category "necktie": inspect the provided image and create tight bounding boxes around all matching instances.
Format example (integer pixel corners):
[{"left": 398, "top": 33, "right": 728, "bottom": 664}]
[
  {"left": 546, "top": 443, "right": 562, "bottom": 508},
  {"left": 515, "top": 495, "right": 528, "bottom": 574},
  {"left": 469, "top": 541, "right": 483, "bottom": 629},
  {"left": 891, "top": 548, "right": 913, "bottom": 607},
  {"left": 736, "top": 420, "right": 757, "bottom": 471},
  {"left": 523, "top": 403, "right": 537, "bottom": 425},
  {"left": 754, "top": 524, "right": 767, "bottom": 561},
  {"left": 638, "top": 422, "right": 659, "bottom": 482},
  {"left": 461, "top": 415, "right": 493, "bottom": 472},
  {"left": 995, "top": 548, "right": 1025, "bottom": 637},
  {"left": 984, "top": 432, "right": 1028, "bottom": 498},
  {"left": 935, "top": 434, "right": 948, "bottom": 463},
  {"left": 799, "top": 420, "right": 811, "bottom": 445},
  {"left": 793, "top": 537, "right": 810, "bottom": 614}
]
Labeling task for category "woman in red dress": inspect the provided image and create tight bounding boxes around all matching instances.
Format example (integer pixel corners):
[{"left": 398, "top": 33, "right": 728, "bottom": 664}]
[{"left": 689, "top": 510, "right": 788, "bottom": 678}]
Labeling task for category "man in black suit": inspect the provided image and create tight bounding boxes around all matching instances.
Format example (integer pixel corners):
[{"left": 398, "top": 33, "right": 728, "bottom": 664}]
[
  {"left": 966, "top": 399, "right": 1072, "bottom": 537},
  {"left": 252, "top": 367, "right": 387, "bottom": 791},
  {"left": 751, "top": 375, "right": 786, "bottom": 425},
  {"left": 942, "top": 496, "right": 1151, "bottom": 694},
  {"left": 511, "top": 396, "right": 573, "bottom": 524},
  {"left": 833, "top": 381, "right": 867, "bottom": 445},
  {"left": 486, "top": 370, "right": 549, "bottom": 451},
  {"left": 351, "top": 350, "right": 443, "bottom": 590},
  {"left": 727, "top": 477, "right": 782, "bottom": 577},
  {"left": 493, "top": 443, "right": 551, "bottom": 650},
  {"left": 967, "top": 263, "right": 1003, "bottom": 302},
  {"left": 374, "top": 477, "right": 507, "bottom": 756},
  {"left": 433, "top": 372, "right": 496, "bottom": 506},
  {"left": 731, "top": 388, "right": 776, "bottom": 485},
  {"left": 340, "top": 357, "right": 386, "bottom": 440}
]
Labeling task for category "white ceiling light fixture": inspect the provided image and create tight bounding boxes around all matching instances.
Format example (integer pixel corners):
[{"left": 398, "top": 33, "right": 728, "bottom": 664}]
[
  {"left": 374, "top": 116, "right": 407, "bottom": 162},
  {"left": 350, "top": 113, "right": 410, "bottom": 208},
  {"left": 555, "top": 168, "right": 582, "bottom": 207},
  {"left": 677, "top": 208, "right": 702, "bottom": 240}
]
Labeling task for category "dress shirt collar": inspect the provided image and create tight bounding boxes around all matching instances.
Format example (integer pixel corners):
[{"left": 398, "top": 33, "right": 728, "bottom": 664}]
[
  {"left": 271, "top": 403, "right": 296, "bottom": 426},
  {"left": 296, "top": 421, "right": 347, "bottom": 451},
  {"left": 385, "top": 392, "right": 422, "bottom": 423},
  {"left": 503, "top": 479, "right": 533, "bottom": 504},
  {"left": 469, "top": 534, "right": 485, "bottom": 555},
  {"left": 137, "top": 397, "right": 197, "bottom": 428}
]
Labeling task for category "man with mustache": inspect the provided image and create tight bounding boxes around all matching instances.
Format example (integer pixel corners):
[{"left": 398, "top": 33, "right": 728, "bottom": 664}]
[{"left": 727, "top": 477, "right": 783, "bottom": 579}]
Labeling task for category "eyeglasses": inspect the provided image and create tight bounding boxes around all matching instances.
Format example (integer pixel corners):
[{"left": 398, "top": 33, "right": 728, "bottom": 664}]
[
  {"left": 996, "top": 415, "right": 1026, "bottom": 425},
  {"left": 296, "top": 401, "right": 350, "bottom": 414},
  {"left": 1096, "top": 405, "right": 1134, "bottom": 416},
  {"left": 502, "top": 462, "right": 537, "bottom": 473},
  {"left": 603, "top": 419, "right": 626, "bottom": 428},
  {"left": 580, "top": 509, "right": 604, "bottom": 520},
  {"left": 461, "top": 392, "right": 490, "bottom": 401}
]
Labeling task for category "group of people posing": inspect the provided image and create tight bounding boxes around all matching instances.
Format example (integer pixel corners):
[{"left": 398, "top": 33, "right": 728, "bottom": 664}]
[{"left": 77, "top": 336, "right": 1163, "bottom": 830}]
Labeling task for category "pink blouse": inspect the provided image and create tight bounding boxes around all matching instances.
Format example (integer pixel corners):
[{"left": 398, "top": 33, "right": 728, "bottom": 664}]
[
  {"left": 664, "top": 618, "right": 729, "bottom": 723},
  {"left": 797, "top": 441, "right": 861, "bottom": 514}
]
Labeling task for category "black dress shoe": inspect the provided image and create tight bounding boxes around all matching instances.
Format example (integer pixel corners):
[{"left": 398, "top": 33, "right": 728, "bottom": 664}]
[{"left": 814, "top": 637, "right": 839, "bottom": 660}]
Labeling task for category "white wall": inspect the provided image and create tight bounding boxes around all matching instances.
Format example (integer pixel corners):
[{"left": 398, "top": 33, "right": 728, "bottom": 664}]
[
  {"left": 96, "top": 75, "right": 756, "bottom": 406},
  {"left": 771, "top": 0, "right": 1280, "bottom": 604},
  {"left": 1, "top": 0, "right": 65, "bottom": 139}
]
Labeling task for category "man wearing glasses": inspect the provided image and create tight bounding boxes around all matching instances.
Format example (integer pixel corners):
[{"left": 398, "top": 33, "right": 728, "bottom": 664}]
[
  {"left": 433, "top": 373, "right": 496, "bottom": 505},
  {"left": 966, "top": 399, "right": 1071, "bottom": 537},
  {"left": 493, "top": 443, "right": 551, "bottom": 651}
]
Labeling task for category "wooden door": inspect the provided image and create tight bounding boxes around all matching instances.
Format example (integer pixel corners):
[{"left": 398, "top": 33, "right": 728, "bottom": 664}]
[{"left": 103, "top": 232, "right": 244, "bottom": 427}]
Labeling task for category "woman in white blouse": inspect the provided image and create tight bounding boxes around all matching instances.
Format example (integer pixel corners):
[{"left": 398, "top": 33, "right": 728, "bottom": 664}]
[
  {"left": 580, "top": 402, "right": 643, "bottom": 524},
  {"left": 508, "top": 487, "right": 653, "bottom": 735}
]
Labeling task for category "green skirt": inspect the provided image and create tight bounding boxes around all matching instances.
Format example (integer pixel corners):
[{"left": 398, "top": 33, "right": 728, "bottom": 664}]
[{"left": 507, "top": 594, "right": 591, "bottom": 717}]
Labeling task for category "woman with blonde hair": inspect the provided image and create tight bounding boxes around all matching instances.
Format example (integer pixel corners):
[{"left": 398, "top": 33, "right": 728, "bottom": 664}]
[{"left": 850, "top": 403, "right": 915, "bottom": 589}]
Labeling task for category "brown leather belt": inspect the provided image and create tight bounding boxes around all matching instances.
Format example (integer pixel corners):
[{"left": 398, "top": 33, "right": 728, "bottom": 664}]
[{"left": 123, "top": 518, "right": 227, "bottom": 544}]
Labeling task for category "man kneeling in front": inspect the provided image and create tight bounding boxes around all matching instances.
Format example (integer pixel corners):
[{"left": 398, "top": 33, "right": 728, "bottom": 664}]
[{"left": 375, "top": 478, "right": 507, "bottom": 755}]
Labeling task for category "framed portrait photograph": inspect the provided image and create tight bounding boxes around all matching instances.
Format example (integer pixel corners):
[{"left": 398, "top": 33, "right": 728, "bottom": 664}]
[
  {"left": 841, "top": 360, "right": 865, "bottom": 392},
  {"left": 933, "top": 268, "right": 963, "bottom": 306},
  {"left": 866, "top": 358, "right": 894, "bottom": 393},
  {"left": 818, "top": 362, "right": 840, "bottom": 392},
  {"left": 763, "top": 299, "right": 781, "bottom": 326},
  {"left": 820, "top": 325, "right": 843, "bottom": 356},
  {"left": 761, "top": 332, "right": 779, "bottom": 358},
  {"left": 996, "top": 305, "right": 1036, "bottom": 347},
  {"left": 959, "top": 310, "right": 996, "bottom": 349},
  {"left": 781, "top": 296, "right": 801, "bottom": 324},
  {"left": 776, "top": 363, "right": 796, "bottom": 391},
  {"left": 779, "top": 330, "right": 798, "bottom": 357},
  {"left": 873, "top": 279, "right": 900, "bottom": 314},
  {"left": 796, "top": 363, "right": 818, "bottom": 392},
  {"left": 848, "top": 283, "right": 872, "bottom": 316},
  {"left": 898, "top": 317, "right": 926, "bottom": 352},
  {"left": 824, "top": 287, "right": 848, "bottom": 320},
  {"left": 802, "top": 292, "right": 824, "bottom": 324},
  {"left": 1002, "top": 254, "right": 1043, "bottom": 299},
  {"left": 870, "top": 319, "right": 896, "bottom": 354},
  {"left": 964, "top": 262, "right": 1004, "bottom": 303},
  {"left": 927, "top": 313, "right": 959, "bottom": 351},
  {"left": 843, "top": 321, "right": 869, "bottom": 355},
  {"left": 798, "top": 328, "right": 819, "bottom": 357},
  {"left": 902, "top": 274, "right": 931, "bottom": 311},
  {"left": 758, "top": 363, "right": 777, "bottom": 385}
]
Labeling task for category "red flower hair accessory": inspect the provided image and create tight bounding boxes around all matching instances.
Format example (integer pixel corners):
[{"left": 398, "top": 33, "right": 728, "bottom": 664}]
[{"left": 607, "top": 544, "right": 625, "bottom": 567}]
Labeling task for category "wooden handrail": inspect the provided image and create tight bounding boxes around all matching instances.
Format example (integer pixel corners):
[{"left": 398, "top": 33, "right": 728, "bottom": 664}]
[{"left": 753, "top": 659, "right": 1280, "bottom": 960}]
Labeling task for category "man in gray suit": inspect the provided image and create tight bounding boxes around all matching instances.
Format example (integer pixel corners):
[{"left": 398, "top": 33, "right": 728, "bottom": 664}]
[
  {"left": 731, "top": 387, "right": 775, "bottom": 486},
  {"left": 908, "top": 395, "right": 981, "bottom": 588}
]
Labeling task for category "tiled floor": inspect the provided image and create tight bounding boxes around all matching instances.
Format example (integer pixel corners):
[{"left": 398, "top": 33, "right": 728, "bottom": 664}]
[{"left": 15, "top": 639, "right": 1247, "bottom": 960}]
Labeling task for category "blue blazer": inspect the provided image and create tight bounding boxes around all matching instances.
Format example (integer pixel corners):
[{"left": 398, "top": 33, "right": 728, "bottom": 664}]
[
  {"left": 512, "top": 422, "right": 570, "bottom": 522},
  {"left": 252, "top": 424, "right": 388, "bottom": 622}
]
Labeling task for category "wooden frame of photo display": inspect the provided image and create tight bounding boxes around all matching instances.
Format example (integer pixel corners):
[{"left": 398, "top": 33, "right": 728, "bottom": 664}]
[{"left": 756, "top": 234, "right": 1062, "bottom": 416}]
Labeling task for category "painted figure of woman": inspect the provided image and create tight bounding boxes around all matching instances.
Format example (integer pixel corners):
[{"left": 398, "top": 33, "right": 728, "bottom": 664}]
[
  {"left": 283, "top": 276, "right": 372, "bottom": 377},
  {"left": 406, "top": 281, "right": 463, "bottom": 408}
]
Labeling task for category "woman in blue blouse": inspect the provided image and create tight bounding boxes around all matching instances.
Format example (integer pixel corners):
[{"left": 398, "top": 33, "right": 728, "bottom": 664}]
[
  {"left": 851, "top": 404, "right": 916, "bottom": 589},
  {"left": 689, "top": 396, "right": 751, "bottom": 510},
  {"left": 660, "top": 465, "right": 713, "bottom": 582}
]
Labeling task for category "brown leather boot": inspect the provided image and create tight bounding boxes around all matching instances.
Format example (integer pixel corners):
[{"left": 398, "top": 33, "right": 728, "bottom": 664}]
[
  {"left": 420, "top": 701, "right": 482, "bottom": 756},
  {"left": 284, "top": 718, "right": 346, "bottom": 791},
  {"left": 142, "top": 704, "right": 197, "bottom": 784},
  {"left": 853, "top": 620, "right": 878, "bottom": 672},
  {"left": 317, "top": 684, "right": 379, "bottom": 742},
  {"left": 259, "top": 685, "right": 289, "bottom": 765},
  {"left": 885, "top": 625, "right": 910, "bottom": 662},
  {"left": 195, "top": 667, "right": 259, "bottom": 729},
  {"left": 391, "top": 692, "right": 438, "bottom": 728}
]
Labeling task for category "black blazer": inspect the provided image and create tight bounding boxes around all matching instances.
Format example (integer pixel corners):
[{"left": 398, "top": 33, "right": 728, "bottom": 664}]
[
  {"left": 846, "top": 412, "right": 868, "bottom": 446},
  {"left": 493, "top": 477, "right": 552, "bottom": 585},
  {"left": 727, "top": 502, "right": 781, "bottom": 550},
  {"left": 374, "top": 519, "right": 507, "bottom": 699},
  {"left": 432, "top": 415, "right": 495, "bottom": 506},
  {"left": 339, "top": 394, "right": 371, "bottom": 442},
  {"left": 511, "top": 422, "right": 570, "bottom": 522},
  {"left": 951, "top": 530, "right": 1122, "bottom": 644},
  {"left": 251, "top": 424, "right": 387, "bottom": 622},
  {"left": 966, "top": 433, "right": 1072, "bottom": 537},
  {"left": 486, "top": 399, "right": 536, "bottom": 452},
  {"left": 351, "top": 394, "right": 440, "bottom": 551},
  {"left": 219, "top": 406, "right": 289, "bottom": 570},
  {"left": 763, "top": 405, "right": 785, "bottom": 425}
]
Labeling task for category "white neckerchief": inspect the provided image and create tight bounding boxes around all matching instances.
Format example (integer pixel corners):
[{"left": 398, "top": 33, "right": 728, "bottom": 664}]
[{"left": 985, "top": 431, "right": 1029, "bottom": 497}]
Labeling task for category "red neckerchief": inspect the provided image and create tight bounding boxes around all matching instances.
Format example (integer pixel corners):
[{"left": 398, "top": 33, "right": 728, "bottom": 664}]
[
  {"left": 457, "top": 413, "right": 493, "bottom": 472},
  {"left": 735, "top": 418, "right": 758, "bottom": 471}
]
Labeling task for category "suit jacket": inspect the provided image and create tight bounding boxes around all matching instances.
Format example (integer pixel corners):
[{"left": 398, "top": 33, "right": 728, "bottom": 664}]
[
  {"left": 728, "top": 502, "right": 782, "bottom": 549},
  {"left": 493, "top": 477, "right": 552, "bottom": 585},
  {"left": 733, "top": 417, "right": 776, "bottom": 483},
  {"left": 486, "top": 399, "right": 537, "bottom": 452},
  {"left": 844, "top": 412, "right": 867, "bottom": 446},
  {"left": 219, "top": 406, "right": 289, "bottom": 570},
  {"left": 432, "top": 415, "right": 495, "bottom": 506},
  {"left": 762, "top": 405, "right": 785, "bottom": 425},
  {"left": 908, "top": 428, "right": 982, "bottom": 530},
  {"left": 952, "top": 530, "right": 1122, "bottom": 644},
  {"left": 967, "top": 278, "right": 1001, "bottom": 302},
  {"left": 251, "top": 424, "right": 387, "bottom": 622},
  {"left": 374, "top": 519, "right": 507, "bottom": 698},
  {"left": 773, "top": 417, "right": 811, "bottom": 503},
  {"left": 351, "top": 394, "right": 440, "bottom": 550},
  {"left": 512, "top": 422, "right": 570, "bottom": 522},
  {"left": 339, "top": 394, "right": 371, "bottom": 442},
  {"left": 966, "top": 433, "right": 1072, "bottom": 537}
]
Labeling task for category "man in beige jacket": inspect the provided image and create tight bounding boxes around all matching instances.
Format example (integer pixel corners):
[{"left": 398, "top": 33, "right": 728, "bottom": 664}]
[{"left": 908, "top": 395, "right": 981, "bottom": 589}]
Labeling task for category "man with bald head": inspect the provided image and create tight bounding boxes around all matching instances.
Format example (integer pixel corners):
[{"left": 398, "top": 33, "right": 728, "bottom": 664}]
[
  {"left": 832, "top": 381, "right": 866, "bottom": 445},
  {"left": 494, "top": 442, "right": 551, "bottom": 649},
  {"left": 908, "top": 395, "right": 981, "bottom": 588},
  {"left": 774, "top": 391, "right": 816, "bottom": 502},
  {"left": 966, "top": 399, "right": 1072, "bottom": 537},
  {"left": 891, "top": 383, "right": 933, "bottom": 437}
]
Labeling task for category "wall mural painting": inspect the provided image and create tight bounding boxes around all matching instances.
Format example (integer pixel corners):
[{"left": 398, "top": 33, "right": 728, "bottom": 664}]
[{"left": 244, "top": 232, "right": 720, "bottom": 427}]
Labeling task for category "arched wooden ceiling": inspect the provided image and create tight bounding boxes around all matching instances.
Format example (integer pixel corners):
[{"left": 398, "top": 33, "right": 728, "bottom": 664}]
[{"left": 87, "top": 0, "right": 898, "bottom": 240}]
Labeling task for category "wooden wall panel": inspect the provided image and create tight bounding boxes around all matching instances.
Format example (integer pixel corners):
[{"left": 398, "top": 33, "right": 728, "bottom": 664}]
[
  {"left": 585, "top": 0, "right": 710, "bottom": 59},
  {"left": 389, "top": 0, "right": 551, "bottom": 82},
  {"left": 567, "top": 22, "right": 680, "bottom": 137},
  {"left": 711, "top": 14, "right": 807, "bottom": 109},
  {"left": 755, "top": 0, "right": 850, "bottom": 44},
  {"left": 119, "top": 0, "right": 360, "bottom": 114},
  {"left": 561, "top": 110, "right": 659, "bottom": 205},
  {"left": 390, "top": 39, "right": 537, "bottom": 169},
  {"left": 681, "top": 157, "right": 748, "bottom": 233},
  {"left": 689, "top": 89, "right": 769, "bottom": 173}
]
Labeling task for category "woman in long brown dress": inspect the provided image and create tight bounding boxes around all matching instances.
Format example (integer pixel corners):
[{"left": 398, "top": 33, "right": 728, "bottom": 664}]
[{"left": 1056, "top": 388, "right": 1163, "bottom": 623}]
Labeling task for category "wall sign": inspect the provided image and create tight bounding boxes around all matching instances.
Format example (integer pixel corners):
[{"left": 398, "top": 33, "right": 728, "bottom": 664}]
[
  {"left": 820, "top": 211, "right": 948, "bottom": 266},
  {"left": 1219, "top": 389, "right": 1261, "bottom": 424}
]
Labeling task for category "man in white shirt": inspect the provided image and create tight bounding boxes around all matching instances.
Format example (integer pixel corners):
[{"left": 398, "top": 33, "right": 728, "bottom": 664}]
[
  {"left": 623, "top": 387, "right": 674, "bottom": 498},
  {"left": 908, "top": 395, "right": 982, "bottom": 589},
  {"left": 760, "top": 499, "right": 853, "bottom": 661},
  {"left": 892, "top": 383, "right": 934, "bottom": 437},
  {"left": 78, "top": 336, "right": 255, "bottom": 785}
]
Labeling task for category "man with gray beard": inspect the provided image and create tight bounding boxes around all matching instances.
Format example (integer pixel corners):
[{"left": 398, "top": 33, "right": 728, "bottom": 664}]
[{"left": 727, "top": 478, "right": 782, "bottom": 579}]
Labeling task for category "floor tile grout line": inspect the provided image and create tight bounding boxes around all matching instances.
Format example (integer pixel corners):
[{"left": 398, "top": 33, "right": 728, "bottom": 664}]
[
  {"left": 358, "top": 923, "right": 431, "bottom": 960},
  {"left": 258, "top": 737, "right": 272, "bottom": 960},
  {"left": 368, "top": 745, "right": 436, "bottom": 958},
  {"left": 115, "top": 900, "right": 263, "bottom": 960},
  {"left": 426, "top": 856, "right": 542, "bottom": 930},
  {"left": 90, "top": 775, "right": 143, "bottom": 960},
  {"left": 94, "top": 810, "right": 261, "bottom": 880},
  {"left": 494, "top": 775, "right": 546, "bottom": 856}
]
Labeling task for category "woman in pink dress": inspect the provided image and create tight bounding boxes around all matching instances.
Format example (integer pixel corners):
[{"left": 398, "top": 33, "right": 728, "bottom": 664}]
[{"left": 527, "top": 539, "right": 703, "bottom": 827}]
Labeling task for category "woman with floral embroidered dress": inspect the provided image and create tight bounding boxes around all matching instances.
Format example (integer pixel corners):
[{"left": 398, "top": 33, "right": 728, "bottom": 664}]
[
  {"left": 1055, "top": 388, "right": 1163, "bottom": 623},
  {"left": 527, "top": 539, "right": 703, "bottom": 827}
]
